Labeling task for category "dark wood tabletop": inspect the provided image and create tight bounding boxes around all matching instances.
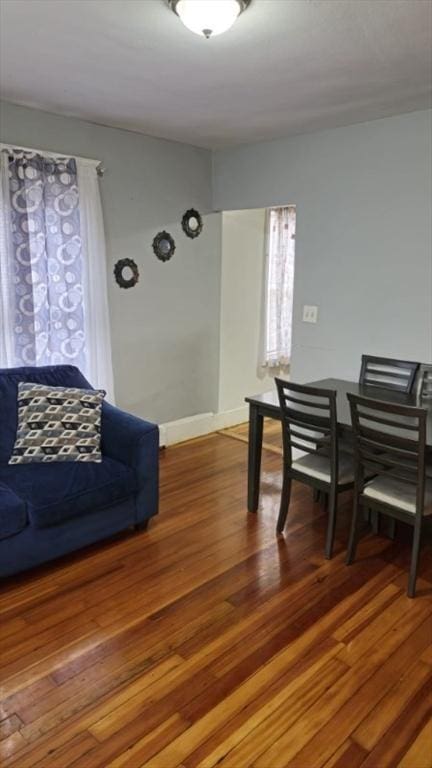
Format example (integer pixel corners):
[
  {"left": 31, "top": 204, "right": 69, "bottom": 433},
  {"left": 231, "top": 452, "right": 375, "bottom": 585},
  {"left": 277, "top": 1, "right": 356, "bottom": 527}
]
[{"left": 246, "top": 378, "right": 432, "bottom": 447}]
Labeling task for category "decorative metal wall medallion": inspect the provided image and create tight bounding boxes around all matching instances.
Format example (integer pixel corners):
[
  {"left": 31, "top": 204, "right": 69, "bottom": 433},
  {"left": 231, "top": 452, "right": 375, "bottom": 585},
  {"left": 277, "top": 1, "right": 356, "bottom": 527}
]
[
  {"left": 114, "top": 258, "right": 139, "bottom": 289},
  {"left": 182, "top": 208, "right": 203, "bottom": 239},
  {"left": 153, "top": 231, "right": 176, "bottom": 262}
]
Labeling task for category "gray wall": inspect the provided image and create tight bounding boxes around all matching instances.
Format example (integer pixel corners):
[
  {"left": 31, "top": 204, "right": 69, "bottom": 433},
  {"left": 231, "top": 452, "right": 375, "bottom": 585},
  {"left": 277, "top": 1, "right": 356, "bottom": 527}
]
[
  {"left": 1, "top": 103, "right": 430, "bottom": 421},
  {"left": 213, "top": 110, "right": 432, "bottom": 382},
  {"left": 0, "top": 101, "right": 221, "bottom": 423}
]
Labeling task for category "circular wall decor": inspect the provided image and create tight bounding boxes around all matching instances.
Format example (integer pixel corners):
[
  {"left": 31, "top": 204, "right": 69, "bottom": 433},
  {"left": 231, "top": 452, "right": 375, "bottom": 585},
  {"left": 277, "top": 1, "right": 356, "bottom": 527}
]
[
  {"left": 114, "top": 258, "right": 139, "bottom": 289},
  {"left": 182, "top": 208, "right": 203, "bottom": 239},
  {"left": 153, "top": 231, "right": 176, "bottom": 262}
]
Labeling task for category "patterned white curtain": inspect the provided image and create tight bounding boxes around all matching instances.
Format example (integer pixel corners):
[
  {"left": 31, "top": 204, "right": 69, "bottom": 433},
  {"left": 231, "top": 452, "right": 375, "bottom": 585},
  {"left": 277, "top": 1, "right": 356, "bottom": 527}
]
[
  {"left": 261, "top": 206, "right": 296, "bottom": 367},
  {"left": 0, "top": 147, "right": 114, "bottom": 400}
]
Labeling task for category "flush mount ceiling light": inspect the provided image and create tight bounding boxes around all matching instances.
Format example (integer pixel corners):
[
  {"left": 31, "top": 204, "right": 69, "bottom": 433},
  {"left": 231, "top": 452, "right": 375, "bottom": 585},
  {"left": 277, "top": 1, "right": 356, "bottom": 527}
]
[{"left": 169, "top": 0, "right": 251, "bottom": 39}]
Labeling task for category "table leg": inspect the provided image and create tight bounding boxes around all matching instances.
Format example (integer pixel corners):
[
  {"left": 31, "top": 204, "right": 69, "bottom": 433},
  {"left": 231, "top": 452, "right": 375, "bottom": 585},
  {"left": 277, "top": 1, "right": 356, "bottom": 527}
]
[{"left": 248, "top": 404, "right": 263, "bottom": 512}]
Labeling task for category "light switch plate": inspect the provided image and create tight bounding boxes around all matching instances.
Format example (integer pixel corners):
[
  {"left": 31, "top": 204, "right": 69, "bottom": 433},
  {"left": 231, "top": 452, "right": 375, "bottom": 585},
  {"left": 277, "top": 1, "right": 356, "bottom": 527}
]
[{"left": 302, "top": 305, "right": 318, "bottom": 324}]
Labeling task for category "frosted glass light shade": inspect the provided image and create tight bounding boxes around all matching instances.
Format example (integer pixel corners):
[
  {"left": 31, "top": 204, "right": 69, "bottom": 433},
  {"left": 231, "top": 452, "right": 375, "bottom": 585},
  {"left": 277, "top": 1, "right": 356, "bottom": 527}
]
[{"left": 174, "top": 0, "right": 242, "bottom": 38}]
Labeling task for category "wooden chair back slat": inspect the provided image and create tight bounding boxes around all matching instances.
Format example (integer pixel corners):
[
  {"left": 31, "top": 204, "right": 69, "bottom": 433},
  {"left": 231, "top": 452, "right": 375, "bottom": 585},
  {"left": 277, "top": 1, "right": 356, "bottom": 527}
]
[
  {"left": 358, "top": 423, "right": 420, "bottom": 452},
  {"left": 356, "top": 409, "right": 419, "bottom": 432},
  {"left": 281, "top": 393, "right": 330, "bottom": 411},
  {"left": 358, "top": 435, "right": 418, "bottom": 463},
  {"left": 282, "top": 409, "right": 333, "bottom": 431}
]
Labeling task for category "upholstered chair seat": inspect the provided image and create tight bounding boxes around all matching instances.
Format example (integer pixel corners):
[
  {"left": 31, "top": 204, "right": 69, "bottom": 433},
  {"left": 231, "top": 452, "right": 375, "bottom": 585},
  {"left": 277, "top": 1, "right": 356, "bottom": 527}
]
[
  {"left": 363, "top": 476, "right": 432, "bottom": 515},
  {"left": 292, "top": 450, "right": 354, "bottom": 485}
]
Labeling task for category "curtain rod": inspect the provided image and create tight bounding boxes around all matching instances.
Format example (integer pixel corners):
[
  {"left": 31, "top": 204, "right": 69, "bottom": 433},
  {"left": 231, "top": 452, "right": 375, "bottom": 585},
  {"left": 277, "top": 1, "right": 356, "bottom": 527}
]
[{"left": 0, "top": 142, "right": 105, "bottom": 177}]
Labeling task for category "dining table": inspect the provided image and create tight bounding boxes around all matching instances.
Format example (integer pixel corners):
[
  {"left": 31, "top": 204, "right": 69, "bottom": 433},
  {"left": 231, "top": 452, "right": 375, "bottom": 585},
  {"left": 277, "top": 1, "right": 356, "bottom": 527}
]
[{"left": 245, "top": 377, "right": 432, "bottom": 512}]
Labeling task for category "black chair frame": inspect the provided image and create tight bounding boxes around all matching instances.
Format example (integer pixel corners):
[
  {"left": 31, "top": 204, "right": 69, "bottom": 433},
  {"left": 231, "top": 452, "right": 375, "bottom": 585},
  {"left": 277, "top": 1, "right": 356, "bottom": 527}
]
[
  {"left": 275, "top": 379, "right": 353, "bottom": 559},
  {"left": 346, "top": 393, "right": 429, "bottom": 597}
]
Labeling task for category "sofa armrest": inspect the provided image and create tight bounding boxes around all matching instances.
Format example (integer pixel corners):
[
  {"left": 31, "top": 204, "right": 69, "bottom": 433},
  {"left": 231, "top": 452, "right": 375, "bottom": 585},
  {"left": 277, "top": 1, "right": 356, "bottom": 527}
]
[{"left": 101, "top": 402, "right": 159, "bottom": 523}]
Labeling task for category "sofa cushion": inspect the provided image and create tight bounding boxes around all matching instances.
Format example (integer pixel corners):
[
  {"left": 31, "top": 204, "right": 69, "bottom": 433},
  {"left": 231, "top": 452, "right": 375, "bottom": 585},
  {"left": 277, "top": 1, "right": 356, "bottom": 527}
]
[
  {"left": 0, "top": 483, "right": 27, "bottom": 539},
  {"left": 0, "top": 365, "right": 93, "bottom": 466},
  {"left": 0, "top": 457, "right": 136, "bottom": 529},
  {"left": 9, "top": 382, "right": 105, "bottom": 465}
]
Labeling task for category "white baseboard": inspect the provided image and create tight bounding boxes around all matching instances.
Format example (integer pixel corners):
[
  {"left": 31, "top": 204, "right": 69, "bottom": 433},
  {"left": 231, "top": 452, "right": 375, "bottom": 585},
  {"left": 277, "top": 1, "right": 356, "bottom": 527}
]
[
  {"left": 215, "top": 405, "right": 249, "bottom": 430},
  {"left": 159, "top": 405, "right": 249, "bottom": 447},
  {"left": 159, "top": 412, "right": 214, "bottom": 447}
]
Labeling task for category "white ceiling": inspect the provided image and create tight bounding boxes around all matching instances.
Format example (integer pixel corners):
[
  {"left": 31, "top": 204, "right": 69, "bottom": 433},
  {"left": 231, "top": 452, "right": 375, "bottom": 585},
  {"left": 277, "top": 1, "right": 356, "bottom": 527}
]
[{"left": 0, "top": 0, "right": 431, "bottom": 149}]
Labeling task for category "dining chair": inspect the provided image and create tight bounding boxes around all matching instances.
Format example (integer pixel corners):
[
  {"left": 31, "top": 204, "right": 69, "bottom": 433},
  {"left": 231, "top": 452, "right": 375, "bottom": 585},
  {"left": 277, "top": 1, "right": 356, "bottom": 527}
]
[
  {"left": 275, "top": 379, "right": 354, "bottom": 559},
  {"left": 417, "top": 366, "right": 432, "bottom": 480},
  {"left": 346, "top": 393, "right": 432, "bottom": 597},
  {"left": 359, "top": 355, "right": 419, "bottom": 394},
  {"left": 416, "top": 364, "right": 432, "bottom": 402}
]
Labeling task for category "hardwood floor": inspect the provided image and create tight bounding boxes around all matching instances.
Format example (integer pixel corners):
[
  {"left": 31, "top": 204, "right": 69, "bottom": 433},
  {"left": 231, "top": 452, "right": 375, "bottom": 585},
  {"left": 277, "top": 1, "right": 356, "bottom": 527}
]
[{"left": 0, "top": 433, "right": 431, "bottom": 768}]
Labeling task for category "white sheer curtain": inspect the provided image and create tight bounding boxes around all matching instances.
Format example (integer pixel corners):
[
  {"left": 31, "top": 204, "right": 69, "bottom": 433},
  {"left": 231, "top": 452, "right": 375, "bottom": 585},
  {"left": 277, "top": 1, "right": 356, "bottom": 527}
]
[
  {"left": 77, "top": 160, "right": 115, "bottom": 401},
  {"left": 0, "top": 146, "right": 115, "bottom": 401},
  {"left": 261, "top": 206, "right": 296, "bottom": 368}
]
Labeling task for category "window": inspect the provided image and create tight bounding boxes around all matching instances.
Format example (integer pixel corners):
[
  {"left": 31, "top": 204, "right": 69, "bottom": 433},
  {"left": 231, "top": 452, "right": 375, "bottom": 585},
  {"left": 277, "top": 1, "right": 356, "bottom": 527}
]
[
  {"left": 262, "top": 205, "right": 296, "bottom": 368},
  {"left": 0, "top": 145, "right": 114, "bottom": 399}
]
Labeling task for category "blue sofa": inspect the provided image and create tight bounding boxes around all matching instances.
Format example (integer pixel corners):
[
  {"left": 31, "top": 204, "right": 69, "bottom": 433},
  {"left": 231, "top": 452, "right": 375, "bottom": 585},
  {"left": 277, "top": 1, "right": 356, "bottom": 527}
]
[{"left": 0, "top": 365, "right": 159, "bottom": 577}]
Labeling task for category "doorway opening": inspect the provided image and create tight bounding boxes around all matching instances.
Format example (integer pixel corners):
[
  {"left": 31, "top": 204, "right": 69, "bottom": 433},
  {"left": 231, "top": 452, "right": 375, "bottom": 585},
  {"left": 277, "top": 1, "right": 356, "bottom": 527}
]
[{"left": 218, "top": 205, "right": 296, "bottom": 451}]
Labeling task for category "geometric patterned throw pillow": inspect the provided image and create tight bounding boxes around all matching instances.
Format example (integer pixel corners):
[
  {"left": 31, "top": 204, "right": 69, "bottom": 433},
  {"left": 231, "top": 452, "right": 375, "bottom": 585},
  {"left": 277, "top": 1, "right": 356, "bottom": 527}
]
[{"left": 9, "top": 383, "right": 106, "bottom": 464}]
